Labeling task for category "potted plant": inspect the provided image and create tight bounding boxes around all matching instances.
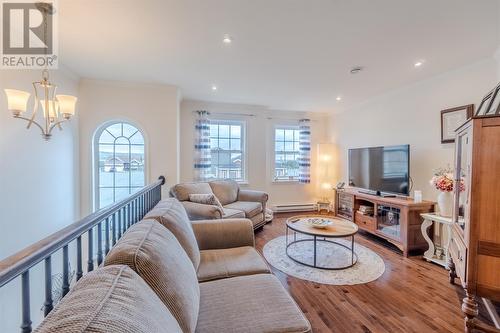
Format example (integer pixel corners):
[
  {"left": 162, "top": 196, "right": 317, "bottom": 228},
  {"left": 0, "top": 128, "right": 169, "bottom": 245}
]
[{"left": 429, "top": 167, "right": 465, "bottom": 217}]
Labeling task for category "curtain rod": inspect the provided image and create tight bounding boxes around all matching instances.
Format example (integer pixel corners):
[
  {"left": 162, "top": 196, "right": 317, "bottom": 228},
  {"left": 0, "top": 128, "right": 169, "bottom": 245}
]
[
  {"left": 266, "top": 117, "right": 318, "bottom": 122},
  {"left": 192, "top": 111, "right": 256, "bottom": 117}
]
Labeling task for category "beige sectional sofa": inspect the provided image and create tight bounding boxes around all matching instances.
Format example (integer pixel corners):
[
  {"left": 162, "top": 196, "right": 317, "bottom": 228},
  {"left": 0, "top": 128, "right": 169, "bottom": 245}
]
[
  {"left": 35, "top": 198, "right": 311, "bottom": 333},
  {"left": 170, "top": 179, "right": 269, "bottom": 229}
]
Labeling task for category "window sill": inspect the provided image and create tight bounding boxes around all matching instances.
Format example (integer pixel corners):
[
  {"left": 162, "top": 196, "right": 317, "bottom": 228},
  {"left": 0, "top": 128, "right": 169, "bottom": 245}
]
[{"left": 272, "top": 179, "right": 300, "bottom": 184}]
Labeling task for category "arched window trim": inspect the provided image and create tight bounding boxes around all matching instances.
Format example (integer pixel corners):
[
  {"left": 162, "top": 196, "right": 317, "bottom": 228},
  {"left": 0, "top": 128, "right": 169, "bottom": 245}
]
[{"left": 92, "top": 120, "right": 148, "bottom": 211}]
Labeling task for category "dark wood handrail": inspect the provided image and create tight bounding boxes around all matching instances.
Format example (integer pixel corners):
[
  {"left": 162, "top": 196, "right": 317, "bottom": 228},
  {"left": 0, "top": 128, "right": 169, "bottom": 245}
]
[{"left": 0, "top": 176, "right": 165, "bottom": 287}]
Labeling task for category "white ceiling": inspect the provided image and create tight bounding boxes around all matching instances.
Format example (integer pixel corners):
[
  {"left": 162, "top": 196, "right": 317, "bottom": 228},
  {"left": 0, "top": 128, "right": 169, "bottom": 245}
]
[{"left": 58, "top": 0, "right": 500, "bottom": 112}]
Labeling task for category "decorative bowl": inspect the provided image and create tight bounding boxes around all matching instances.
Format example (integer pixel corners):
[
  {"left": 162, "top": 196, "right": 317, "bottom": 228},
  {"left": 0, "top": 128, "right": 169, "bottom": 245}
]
[{"left": 306, "top": 218, "right": 333, "bottom": 229}]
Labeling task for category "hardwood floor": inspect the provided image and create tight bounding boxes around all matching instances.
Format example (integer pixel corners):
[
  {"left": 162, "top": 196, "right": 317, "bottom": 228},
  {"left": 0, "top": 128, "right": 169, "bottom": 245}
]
[{"left": 254, "top": 213, "right": 465, "bottom": 333}]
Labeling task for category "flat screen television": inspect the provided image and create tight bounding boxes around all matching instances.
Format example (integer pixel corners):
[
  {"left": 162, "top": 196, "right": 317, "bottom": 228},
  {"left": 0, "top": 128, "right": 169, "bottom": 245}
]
[{"left": 348, "top": 145, "right": 410, "bottom": 196}]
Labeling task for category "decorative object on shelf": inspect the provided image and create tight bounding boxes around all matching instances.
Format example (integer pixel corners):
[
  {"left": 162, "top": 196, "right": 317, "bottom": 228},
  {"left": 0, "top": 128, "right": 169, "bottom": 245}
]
[
  {"left": 4, "top": 70, "right": 78, "bottom": 140},
  {"left": 414, "top": 190, "right": 423, "bottom": 203},
  {"left": 336, "top": 181, "right": 345, "bottom": 191},
  {"left": 420, "top": 213, "right": 453, "bottom": 268},
  {"left": 430, "top": 166, "right": 464, "bottom": 217},
  {"left": 437, "top": 192, "right": 453, "bottom": 217},
  {"left": 440, "top": 104, "right": 473, "bottom": 143},
  {"left": 475, "top": 82, "right": 500, "bottom": 117},
  {"left": 358, "top": 205, "right": 374, "bottom": 216}
]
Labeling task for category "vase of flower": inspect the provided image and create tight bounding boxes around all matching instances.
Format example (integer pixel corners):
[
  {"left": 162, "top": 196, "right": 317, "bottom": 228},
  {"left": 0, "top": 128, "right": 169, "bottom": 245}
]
[
  {"left": 437, "top": 191, "right": 453, "bottom": 217},
  {"left": 430, "top": 167, "right": 464, "bottom": 217}
]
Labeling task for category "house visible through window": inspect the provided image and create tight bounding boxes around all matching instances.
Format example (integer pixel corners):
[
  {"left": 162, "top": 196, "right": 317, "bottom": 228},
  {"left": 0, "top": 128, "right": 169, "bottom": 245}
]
[
  {"left": 209, "top": 120, "right": 245, "bottom": 181},
  {"left": 95, "top": 122, "right": 145, "bottom": 210},
  {"left": 274, "top": 126, "right": 300, "bottom": 181}
]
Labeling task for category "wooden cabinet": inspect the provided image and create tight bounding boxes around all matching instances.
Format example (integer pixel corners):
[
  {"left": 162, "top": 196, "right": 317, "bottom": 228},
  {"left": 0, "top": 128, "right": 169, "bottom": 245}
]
[
  {"left": 335, "top": 190, "right": 434, "bottom": 256},
  {"left": 449, "top": 116, "right": 500, "bottom": 333}
]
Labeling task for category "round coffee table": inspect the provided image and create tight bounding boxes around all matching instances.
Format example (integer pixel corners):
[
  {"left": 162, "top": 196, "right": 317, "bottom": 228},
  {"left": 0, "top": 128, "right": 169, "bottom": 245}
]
[{"left": 285, "top": 215, "right": 358, "bottom": 270}]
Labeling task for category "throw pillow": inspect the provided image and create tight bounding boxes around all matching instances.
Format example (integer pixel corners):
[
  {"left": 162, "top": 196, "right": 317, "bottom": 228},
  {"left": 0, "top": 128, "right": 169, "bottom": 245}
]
[{"left": 189, "top": 193, "right": 224, "bottom": 210}]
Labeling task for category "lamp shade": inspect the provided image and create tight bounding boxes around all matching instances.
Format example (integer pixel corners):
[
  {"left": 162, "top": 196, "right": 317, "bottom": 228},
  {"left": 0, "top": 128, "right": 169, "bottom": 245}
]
[
  {"left": 4, "top": 89, "right": 30, "bottom": 115},
  {"left": 41, "top": 99, "right": 59, "bottom": 120},
  {"left": 321, "top": 182, "right": 332, "bottom": 190},
  {"left": 56, "top": 95, "right": 77, "bottom": 117}
]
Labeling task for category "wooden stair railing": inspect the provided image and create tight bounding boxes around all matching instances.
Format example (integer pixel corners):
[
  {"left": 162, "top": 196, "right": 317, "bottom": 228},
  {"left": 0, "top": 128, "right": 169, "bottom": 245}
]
[{"left": 0, "top": 176, "right": 165, "bottom": 333}]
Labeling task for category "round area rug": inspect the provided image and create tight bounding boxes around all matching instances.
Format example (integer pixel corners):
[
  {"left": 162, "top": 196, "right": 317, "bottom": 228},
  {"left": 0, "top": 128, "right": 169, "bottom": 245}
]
[{"left": 263, "top": 235, "right": 385, "bottom": 285}]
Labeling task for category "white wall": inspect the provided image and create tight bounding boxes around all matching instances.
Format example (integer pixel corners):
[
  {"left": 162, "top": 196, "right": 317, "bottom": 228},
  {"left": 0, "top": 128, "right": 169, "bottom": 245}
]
[
  {"left": 78, "top": 79, "right": 181, "bottom": 215},
  {"left": 329, "top": 58, "right": 498, "bottom": 201},
  {"left": 180, "top": 100, "right": 329, "bottom": 207},
  {"left": 0, "top": 67, "right": 80, "bottom": 332}
]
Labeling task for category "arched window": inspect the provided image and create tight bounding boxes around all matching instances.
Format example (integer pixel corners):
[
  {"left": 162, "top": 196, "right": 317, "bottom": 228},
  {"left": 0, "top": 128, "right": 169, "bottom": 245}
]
[{"left": 94, "top": 122, "right": 146, "bottom": 209}]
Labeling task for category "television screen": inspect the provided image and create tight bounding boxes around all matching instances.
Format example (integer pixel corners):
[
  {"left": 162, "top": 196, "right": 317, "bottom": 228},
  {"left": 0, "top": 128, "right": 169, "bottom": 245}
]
[{"left": 348, "top": 145, "right": 410, "bottom": 195}]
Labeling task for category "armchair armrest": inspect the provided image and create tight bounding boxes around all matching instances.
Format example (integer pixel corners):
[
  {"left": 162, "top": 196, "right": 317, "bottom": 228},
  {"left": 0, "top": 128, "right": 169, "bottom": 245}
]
[
  {"left": 191, "top": 218, "right": 255, "bottom": 250},
  {"left": 237, "top": 189, "right": 268, "bottom": 204},
  {"left": 181, "top": 201, "right": 223, "bottom": 220}
]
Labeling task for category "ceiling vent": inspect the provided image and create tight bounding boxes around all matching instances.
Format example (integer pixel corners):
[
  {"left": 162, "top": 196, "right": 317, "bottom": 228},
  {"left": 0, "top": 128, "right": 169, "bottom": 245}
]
[{"left": 350, "top": 66, "right": 364, "bottom": 74}]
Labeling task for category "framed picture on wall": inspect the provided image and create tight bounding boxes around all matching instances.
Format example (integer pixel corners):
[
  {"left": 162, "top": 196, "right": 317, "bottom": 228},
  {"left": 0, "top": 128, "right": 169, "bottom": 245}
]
[{"left": 440, "top": 104, "right": 474, "bottom": 144}]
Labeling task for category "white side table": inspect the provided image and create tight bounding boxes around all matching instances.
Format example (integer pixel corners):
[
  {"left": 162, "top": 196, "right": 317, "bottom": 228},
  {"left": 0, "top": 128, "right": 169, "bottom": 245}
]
[
  {"left": 420, "top": 213, "right": 453, "bottom": 268},
  {"left": 317, "top": 201, "right": 331, "bottom": 213}
]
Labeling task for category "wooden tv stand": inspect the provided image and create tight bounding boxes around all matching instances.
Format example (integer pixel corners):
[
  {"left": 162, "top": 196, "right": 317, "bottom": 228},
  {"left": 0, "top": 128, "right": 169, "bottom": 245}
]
[{"left": 335, "top": 189, "right": 435, "bottom": 257}]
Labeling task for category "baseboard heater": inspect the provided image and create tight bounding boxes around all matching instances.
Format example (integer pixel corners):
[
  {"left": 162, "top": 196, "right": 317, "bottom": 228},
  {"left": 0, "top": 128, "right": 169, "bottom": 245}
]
[{"left": 272, "top": 203, "right": 317, "bottom": 213}]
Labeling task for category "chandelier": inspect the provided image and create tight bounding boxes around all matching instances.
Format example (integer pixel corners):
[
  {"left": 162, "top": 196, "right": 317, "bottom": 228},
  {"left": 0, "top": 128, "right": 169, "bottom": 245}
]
[
  {"left": 4, "top": 70, "right": 77, "bottom": 140},
  {"left": 3, "top": 2, "right": 77, "bottom": 141}
]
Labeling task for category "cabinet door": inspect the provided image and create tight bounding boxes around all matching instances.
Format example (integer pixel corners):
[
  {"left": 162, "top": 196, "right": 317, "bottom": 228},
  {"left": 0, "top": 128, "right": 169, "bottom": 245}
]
[
  {"left": 453, "top": 126, "right": 472, "bottom": 243},
  {"left": 376, "top": 205, "right": 401, "bottom": 241}
]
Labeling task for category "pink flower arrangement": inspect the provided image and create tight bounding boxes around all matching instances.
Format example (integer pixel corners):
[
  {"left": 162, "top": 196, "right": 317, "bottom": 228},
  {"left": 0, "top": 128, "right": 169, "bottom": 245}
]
[{"left": 430, "top": 167, "right": 465, "bottom": 192}]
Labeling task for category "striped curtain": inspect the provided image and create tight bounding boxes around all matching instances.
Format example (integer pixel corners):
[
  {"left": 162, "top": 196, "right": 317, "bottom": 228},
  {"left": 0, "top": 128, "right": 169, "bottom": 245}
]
[
  {"left": 298, "top": 119, "right": 311, "bottom": 184},
  {"left": 193, "top": 110, "right": 212, "bottom": 181}
]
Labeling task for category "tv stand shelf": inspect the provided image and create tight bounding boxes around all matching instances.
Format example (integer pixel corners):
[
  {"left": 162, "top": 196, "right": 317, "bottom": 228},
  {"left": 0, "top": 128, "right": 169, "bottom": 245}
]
[{"left": 335, "top": 189, "right": 435, "bottom": 256}]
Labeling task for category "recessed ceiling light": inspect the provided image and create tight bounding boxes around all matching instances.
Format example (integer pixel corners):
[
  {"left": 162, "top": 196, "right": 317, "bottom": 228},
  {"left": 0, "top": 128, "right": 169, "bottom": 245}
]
[
  {"left": 211, "top": 85, "right": 218, "bottom": 91},
  {"left": 222, "top": 34, "right": 233, "bottom": 44},
  {"left": 350, "top": 66, "right": 363, "bottom": 74},
  {"left": 414, "top": 61, "right": 424, "bottom": 67},
  {"left": 336, "top": 96, "right": 342, "bottom": 101}
]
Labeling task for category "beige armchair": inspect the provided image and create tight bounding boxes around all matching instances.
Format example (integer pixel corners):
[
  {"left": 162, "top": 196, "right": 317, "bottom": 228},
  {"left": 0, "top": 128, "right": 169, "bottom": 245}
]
[{"left": 170, "top": 179, "right": 269, "bottom": 229}]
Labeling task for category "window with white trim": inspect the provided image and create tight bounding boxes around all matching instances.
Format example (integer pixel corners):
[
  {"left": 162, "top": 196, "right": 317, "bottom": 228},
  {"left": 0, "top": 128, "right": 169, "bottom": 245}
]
[
  {"left": 274, "top": 126, "right": 300, "bottom": 181},
  {"left": 209, "top": 120, "right": 245, "bottom": 181},
  {"left": 94, "top": 122, "right": 146, "bottom": 210}
]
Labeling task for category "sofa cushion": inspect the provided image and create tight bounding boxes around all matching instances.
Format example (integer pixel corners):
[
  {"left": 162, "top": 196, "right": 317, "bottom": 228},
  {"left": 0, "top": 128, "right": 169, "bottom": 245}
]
[
  {"left": 34, "top": 265, "right": 182, "bottom": 333},
  {"left": 224, "top": 201, "right": 262, "bottom": 218},
  {"left": 145, "top": 198, "right": 201, "bottom": 269},
  {"left": 222, "top": 207, "right": 245, "bottom": 219},
  {"left": 171, "top": 182, "right": 213, "bottom": 201},
  {"left": 189, "top": 193, "right": 223, "bottom": 211},
  {"left": 104, "top": 220, "right": 200, "bottom": 333},
  {"left": 209, "top": 179, "right": 239, "bottom": 205},
  {"left": 197, "top": 246, "right": 271, "bottom": 282},
  {"left": 196, "top": 274, "right": 311, "bottom": 333}
]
